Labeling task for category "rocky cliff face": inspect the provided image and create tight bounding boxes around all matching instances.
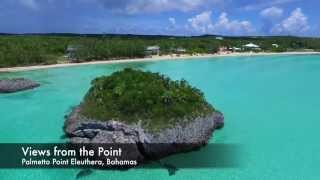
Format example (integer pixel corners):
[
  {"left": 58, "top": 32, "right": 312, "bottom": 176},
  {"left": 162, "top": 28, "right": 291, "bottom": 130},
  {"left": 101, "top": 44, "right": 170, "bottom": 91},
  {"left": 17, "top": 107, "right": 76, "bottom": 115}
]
[
  {"left": 64, "top": 106, "right": 224, "bottom": 164},
  {"left": 0, "top": 78, "right": 40, "bottom": 93}
]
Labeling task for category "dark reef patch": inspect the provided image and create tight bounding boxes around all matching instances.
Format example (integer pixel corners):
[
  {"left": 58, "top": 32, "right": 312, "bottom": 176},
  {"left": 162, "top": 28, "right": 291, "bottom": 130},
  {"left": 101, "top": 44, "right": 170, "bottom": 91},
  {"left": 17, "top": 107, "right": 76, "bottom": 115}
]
[{"left": 0, "top": 78, "right": 39, "bottom": 93}]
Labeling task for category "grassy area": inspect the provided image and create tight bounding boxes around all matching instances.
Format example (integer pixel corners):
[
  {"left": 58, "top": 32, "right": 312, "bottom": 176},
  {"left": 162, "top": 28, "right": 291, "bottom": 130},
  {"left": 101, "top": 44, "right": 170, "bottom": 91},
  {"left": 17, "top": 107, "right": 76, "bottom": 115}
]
[{"left": 80, "top": 68, "right": 214, "bottom": 132}]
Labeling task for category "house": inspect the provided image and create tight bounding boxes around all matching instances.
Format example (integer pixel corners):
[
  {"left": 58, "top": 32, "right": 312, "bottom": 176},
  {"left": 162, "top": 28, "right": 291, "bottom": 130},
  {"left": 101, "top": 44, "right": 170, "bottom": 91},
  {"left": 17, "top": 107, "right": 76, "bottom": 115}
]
[
  {"left": 232, "top": 47, "right": 242, "bottom": 52},
  {"left": 272, "top": 44, "right": 279, "bottom": 48},
  {"left": 65, "top": 45, "right": 81, "bottom": 60},
  {"left": 216, "top": 37, "right": 224, "bottom": 40},
  {"left": 217, "top": 46, "right": 232, "bottom": 54},
  {"left": 243, "top": 43, "right": 261, "bottom": 51},
  {"left": 175, "top": 47, "right": 187, "bottom": 54},
  {"left": 145, "top": 46, "right": 160, "bottom": 56}
]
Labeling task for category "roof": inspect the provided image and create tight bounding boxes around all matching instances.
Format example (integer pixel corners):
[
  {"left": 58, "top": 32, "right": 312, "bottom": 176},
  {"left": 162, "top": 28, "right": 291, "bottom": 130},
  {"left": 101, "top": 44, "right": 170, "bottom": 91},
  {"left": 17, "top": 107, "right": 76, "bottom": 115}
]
[
  {"left": 146, "top": 46, "right": 160, "bottom": 51},
  {"left": 243, "top": 43, "right": 259, "bottom": 48},
  {"left": 176, "top": 47, "right": 186, "bottom": 52}
]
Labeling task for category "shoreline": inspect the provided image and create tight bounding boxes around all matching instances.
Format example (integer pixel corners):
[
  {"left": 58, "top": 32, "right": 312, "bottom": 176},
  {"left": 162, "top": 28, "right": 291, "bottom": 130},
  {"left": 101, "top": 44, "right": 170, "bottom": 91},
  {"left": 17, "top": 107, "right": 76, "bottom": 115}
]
[{"left": 0, "top": 51, "right": 319, "bottom": 73}]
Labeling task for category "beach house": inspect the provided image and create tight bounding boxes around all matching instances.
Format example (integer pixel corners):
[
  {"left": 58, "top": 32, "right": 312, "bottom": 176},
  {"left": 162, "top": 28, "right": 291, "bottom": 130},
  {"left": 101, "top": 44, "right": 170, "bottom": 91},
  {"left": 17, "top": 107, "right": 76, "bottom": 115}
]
[
  {"left": 216, "top": 37, "right": 224, "bottom": 40},
  {"left": 243, "top": 43, "right": 261, "bottom": 51},
  {"left": 232, "top": 47, "right": 242, "bottom": 52},
  {"left": 145, "top": 46, "right": 160, "bottom": 56},
  {"left": 65, "top": 45, "right": 80, "bottom": 60},
  {"left": 175, "top": 47, "right": 187, "bottom": 54}
]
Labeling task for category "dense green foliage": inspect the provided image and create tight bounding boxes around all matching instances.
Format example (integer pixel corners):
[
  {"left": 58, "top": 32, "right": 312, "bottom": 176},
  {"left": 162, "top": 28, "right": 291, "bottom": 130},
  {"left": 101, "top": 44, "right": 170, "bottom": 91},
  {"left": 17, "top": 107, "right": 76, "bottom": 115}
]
[
  {"left": 1, "top": 34, "right": 320, "bottom": 68},
  {"left": 81, "top": 68, "right": 214, "bottom": 131}
]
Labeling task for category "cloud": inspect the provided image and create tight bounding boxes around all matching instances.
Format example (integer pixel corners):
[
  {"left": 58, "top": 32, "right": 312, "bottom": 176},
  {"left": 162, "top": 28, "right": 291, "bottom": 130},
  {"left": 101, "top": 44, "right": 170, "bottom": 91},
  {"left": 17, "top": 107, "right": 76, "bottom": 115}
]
[
  {"left": 167, "top": 17, "right": 177, "bottom": 31},
  {"left": 260, "top": 7, "right": 283, "bottom": 19},
  {"left": 271, "top": 8, "right": 310, "bottom": 35},
  {"left": 213, "top": 12, "right": 255, "bottom": 35},
  {"left": 186, "top": 11, "right": 254, "bottom": 35},
  {"left": 243, "top": 0, "right": 300, "bottom": 11},
  {"left": 260, "top": 7, "right": 283, "bottom": 34},
  {"left": 169, "top": 17, "right": 176, "bottom": 26},
  {"left": 187, "top": 11, "right": 213, "bottom": 33},
  {"left": 95, "top": 0, "right": 219, "bottom": 14},
  {"left": 17, "top": 0, "right": 55, "bottom": 10},
  {"left": 19, "top": 0, "right": 39, "bottom": 10},
  {"left": 166, "top": 17, "right": 187, "bottom": 35}
]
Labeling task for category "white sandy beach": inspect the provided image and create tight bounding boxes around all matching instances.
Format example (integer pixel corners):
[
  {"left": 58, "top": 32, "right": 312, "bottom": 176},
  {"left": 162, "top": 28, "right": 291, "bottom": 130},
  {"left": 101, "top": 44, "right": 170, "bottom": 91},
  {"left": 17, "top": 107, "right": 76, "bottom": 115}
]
[{"left": 0, "top": 51, "right": 319, "bottom": 73}]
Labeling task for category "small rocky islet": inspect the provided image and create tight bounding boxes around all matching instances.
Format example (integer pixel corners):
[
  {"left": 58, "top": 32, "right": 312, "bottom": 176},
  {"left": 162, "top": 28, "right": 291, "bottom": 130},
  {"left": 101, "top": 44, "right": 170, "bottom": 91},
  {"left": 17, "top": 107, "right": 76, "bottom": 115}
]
[
  {"left": 64, "top": 68, "right": 224, "bottom": 166},
  {"left": 0, "top": 78, "right": 40, "bottom": 93}
]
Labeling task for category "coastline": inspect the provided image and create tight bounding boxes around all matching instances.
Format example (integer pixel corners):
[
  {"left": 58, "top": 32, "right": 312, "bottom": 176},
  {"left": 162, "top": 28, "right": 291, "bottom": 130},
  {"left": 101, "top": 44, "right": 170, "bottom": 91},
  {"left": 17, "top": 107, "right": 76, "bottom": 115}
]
[{"left": 0, "top": 51, "right": 319, "bottom": 73}]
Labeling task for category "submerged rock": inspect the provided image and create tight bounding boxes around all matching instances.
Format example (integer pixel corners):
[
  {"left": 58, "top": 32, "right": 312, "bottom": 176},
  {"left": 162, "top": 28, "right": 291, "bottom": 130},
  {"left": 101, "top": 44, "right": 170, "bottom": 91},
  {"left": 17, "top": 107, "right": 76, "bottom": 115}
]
[
  {"left": 161, "top": 163, "right": 179, "bottom": 176},
  {"left": 76, "top": 169, "right": 93, "bottom": 179},
  {"left": 0, "top": 78, "right": 40, "bottom": 93}
]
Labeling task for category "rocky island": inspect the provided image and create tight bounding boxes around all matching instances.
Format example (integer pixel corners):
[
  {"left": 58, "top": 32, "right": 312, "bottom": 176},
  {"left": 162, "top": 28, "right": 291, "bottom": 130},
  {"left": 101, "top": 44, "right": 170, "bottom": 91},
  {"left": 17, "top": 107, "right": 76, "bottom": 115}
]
[
  {"left": 0, "top": 78, "right": 40, "bottom": 93},
  {"left": 64, "top": 68, "right": 224, "bottom": 166}
]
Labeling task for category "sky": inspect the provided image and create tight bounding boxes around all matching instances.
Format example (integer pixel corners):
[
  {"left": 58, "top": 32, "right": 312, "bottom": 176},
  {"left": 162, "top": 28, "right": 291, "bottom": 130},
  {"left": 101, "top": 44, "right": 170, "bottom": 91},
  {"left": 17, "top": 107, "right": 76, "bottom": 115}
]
[{"left": 0, "top": 0, "right": 319, "bottom": 37}]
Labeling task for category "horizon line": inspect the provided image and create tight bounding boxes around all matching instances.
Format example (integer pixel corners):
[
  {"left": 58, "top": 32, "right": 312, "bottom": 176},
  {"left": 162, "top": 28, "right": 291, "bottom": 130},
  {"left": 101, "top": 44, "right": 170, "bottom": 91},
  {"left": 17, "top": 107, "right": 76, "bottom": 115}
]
[{"left": 0, "top": 32, "right": 319, "bottom": 39}]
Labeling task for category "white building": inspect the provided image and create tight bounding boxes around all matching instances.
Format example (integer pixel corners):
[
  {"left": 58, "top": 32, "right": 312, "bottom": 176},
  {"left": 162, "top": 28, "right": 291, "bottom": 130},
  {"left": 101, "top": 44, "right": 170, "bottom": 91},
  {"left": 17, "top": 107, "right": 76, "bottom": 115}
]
[
  {"left": 243, "top": 43, "right": 261, "bottom": 51},
  {"left": 232, "top": 47, "right": 242, "bottom": 52},
  {"left": 65, "top": 44, "right": 81, "bottom": 60},
  {"left": 145, "top": 46, "right": 160, "bottom": 55},
  {"left": 244, "top": 43, "right": 260, "bottom": 48},
  {"left": 175, "top": 47, "right": 186, "bottom": 53}
]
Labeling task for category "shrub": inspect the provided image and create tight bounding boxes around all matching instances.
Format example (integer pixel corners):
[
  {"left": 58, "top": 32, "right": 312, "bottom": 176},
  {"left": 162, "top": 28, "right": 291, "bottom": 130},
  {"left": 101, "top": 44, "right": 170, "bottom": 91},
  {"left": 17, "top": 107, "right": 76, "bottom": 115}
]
[{"left": 81, "top": 68, "right": 215, "bottom": 131}]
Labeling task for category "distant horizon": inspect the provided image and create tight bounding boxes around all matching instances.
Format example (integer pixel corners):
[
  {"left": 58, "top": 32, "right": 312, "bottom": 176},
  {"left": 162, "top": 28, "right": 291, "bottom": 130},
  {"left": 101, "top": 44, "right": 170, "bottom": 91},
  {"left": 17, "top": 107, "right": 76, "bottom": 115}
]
[{"left": 0, "top": 32, "right": 319, "bottom": 39}]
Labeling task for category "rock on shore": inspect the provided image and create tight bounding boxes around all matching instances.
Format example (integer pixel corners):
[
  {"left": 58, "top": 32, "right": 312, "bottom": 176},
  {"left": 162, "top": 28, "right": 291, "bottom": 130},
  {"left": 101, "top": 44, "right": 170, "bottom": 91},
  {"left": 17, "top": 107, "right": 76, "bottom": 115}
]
[
  {"left": 64, "top": 106, "right": 224, "bottom": 164},
  {"left": 0, "top": 78, "right": 40, "bottom": 93}
]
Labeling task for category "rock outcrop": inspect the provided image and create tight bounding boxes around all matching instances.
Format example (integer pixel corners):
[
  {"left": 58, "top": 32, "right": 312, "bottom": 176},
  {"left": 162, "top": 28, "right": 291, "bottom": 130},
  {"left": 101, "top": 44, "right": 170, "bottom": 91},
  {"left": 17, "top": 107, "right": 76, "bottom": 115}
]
[
  {"left": 63, "top": 69, "right": 225, "bottom": 167},
  {"left": 213, "top": 111, "right": 224, "bottom": 129},
  {"left": 0, "top": 78, "right": 40, "bottom": 93},
  {"left": 64, "top": 106, "right": 224, "bottom": 165}
]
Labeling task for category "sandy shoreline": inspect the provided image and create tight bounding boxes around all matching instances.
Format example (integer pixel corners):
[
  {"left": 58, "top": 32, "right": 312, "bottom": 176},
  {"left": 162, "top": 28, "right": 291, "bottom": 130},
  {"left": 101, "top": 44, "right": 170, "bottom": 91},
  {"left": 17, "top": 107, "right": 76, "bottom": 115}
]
[{"left": 0, "top": 51, "right": 319, "bottom": 73}]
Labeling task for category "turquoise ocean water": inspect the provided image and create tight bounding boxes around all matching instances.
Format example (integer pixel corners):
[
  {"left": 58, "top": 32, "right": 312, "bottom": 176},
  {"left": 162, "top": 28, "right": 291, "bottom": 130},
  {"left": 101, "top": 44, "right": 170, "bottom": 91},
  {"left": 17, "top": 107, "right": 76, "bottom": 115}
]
[{"left": 1, "top": 55, "right": 320, "bottom": 179}]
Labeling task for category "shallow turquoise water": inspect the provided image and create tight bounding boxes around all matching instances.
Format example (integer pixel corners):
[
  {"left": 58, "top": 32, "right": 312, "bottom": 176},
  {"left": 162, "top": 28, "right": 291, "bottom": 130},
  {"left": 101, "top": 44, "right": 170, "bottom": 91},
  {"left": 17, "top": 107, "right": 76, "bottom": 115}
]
[{"left": 1, "top": 55, "right": 320, "bottom": 179}]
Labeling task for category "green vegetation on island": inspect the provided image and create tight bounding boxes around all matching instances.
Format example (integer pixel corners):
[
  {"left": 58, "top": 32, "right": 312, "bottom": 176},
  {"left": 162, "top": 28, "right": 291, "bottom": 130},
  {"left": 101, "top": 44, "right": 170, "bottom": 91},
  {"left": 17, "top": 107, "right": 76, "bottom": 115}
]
[
  {"left": 80, "top": 68, "right": 214, "bottom": 131},
  {"left": 1, "top": 34, "right": 320, "bottom": 68}
]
